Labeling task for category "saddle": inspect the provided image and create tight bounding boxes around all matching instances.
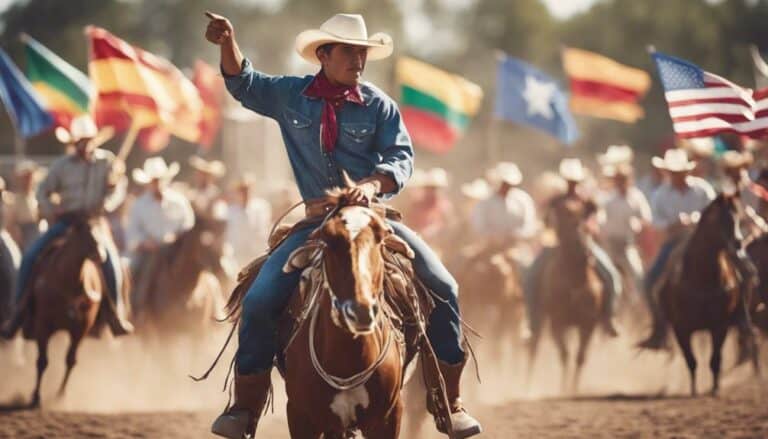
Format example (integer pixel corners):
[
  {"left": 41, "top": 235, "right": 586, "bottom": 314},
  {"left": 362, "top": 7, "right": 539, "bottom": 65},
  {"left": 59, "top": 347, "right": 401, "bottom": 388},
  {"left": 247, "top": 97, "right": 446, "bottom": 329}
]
[{"left": 216, "top": 202, "right": 456, "bottom": 433}]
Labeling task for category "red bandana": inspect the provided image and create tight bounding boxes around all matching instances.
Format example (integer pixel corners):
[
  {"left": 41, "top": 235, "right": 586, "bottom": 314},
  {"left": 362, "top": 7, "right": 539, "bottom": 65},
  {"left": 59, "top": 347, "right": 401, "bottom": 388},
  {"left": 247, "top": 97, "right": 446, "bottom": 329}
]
[{"left": 303, "top": 71, "right": 363, "bottom": 152}]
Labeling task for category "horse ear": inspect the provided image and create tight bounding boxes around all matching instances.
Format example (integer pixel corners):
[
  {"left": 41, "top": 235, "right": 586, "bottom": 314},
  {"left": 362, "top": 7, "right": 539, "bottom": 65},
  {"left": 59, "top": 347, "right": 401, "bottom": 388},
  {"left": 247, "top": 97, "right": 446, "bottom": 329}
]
[
  {"left": 340, "top": 170, "right": 357, "bottom": 189},
  {"left": 364, "top": 212, "right": 390, "bottom": 243}
]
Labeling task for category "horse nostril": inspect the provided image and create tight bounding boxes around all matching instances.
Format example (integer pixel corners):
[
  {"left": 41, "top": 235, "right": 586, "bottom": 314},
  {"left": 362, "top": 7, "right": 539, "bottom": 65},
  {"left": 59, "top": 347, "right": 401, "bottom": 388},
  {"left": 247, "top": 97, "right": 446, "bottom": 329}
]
[
  {"left": 342, "top": 302, "right": 358, "bottom": 322},
  {"left": 371, "top": 302, "right": 380, "bottom": 318}
]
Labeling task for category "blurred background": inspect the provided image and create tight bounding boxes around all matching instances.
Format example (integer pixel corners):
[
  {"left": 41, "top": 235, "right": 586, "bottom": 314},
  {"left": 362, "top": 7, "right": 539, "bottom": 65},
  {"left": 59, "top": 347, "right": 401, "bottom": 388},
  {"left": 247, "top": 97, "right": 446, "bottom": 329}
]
[{"left": 0, "top": 0, "right": 767, "bottom": 187}]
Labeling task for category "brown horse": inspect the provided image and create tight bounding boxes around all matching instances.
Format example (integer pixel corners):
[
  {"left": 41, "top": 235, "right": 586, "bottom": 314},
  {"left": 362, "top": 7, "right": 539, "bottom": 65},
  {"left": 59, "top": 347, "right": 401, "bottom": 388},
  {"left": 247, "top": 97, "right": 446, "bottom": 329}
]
[
  {"left": 646, "top": 194, "right": 754, "bottom": 396},
  {"left": 22, "top": 218, "right": 126, "bottom": 407},
  {"left": 137, "top": 214, "right": 227, "bottom": 336},
  {"left": 279, "top": 204, "right": 420, "bottom": 438},
  {"left": 527, "top": 197, "right": 605, "bottom": 394},
  {"left": 453, "top": 242, "right": 524, "bottom": 344}
]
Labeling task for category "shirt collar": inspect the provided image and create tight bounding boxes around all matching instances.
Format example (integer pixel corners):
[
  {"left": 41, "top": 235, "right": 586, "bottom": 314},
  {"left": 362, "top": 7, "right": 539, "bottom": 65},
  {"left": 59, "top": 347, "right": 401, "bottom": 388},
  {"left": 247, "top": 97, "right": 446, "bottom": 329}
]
[{"left": 300, "top": 76, "right": 373, "bottom": 106}]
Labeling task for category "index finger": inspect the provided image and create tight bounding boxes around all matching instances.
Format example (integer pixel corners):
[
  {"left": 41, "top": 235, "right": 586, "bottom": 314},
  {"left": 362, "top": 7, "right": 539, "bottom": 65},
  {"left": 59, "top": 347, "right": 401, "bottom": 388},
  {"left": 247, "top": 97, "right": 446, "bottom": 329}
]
[{"left": 205, "top": 11, "right": 225, "bottom": 21}]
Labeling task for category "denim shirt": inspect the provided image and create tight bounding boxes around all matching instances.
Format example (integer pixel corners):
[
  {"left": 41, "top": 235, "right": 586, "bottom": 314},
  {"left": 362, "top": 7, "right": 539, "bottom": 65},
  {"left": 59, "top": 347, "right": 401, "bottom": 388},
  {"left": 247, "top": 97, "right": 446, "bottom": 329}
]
[{"left": 223, "top": 59, "right": 414, "bottom": 201}]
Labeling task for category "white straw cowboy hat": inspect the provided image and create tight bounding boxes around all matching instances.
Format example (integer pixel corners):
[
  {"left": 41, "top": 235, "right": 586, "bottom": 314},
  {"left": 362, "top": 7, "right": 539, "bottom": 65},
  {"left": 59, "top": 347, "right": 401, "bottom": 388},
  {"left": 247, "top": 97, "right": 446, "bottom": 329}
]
[
  {"left": 460, "top": 178, "right": 492, "bottom": 200},
  {"left": 132, "top": 157, "right": 180, "bottom": 184},
  {"left": 295, "top": 14, "right": 393, "bottom": 66},
  {"left": 421, "top": 167, "right": 449, "bottom": 188},
  {"left": 55, "top": 114, "right": 114, "bottom": 149},
  {"left": 680, "top": 137, "right": 715, "bottom": 158},
  {"left": 597, "top": 144, "right": 634, "bottom": 167},
  {"left": 189, "top": 155, "right": 226, "bottom": 177},
  {"left": 487, "top": 161, "right": 523, "bottom": 186},
  {"left": 720, "top": 150, "right": 754, "bottom": 169},
  {"left": 652, "top": 149, "right": 696, "bottom": 172},
  {"left": 558, "top": 158, "right": 587, "bottom": 182}
]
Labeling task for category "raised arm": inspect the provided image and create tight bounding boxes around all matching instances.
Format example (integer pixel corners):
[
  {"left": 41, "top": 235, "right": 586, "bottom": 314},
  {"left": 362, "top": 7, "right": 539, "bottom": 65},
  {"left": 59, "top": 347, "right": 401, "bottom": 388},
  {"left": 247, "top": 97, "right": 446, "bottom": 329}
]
[{"left": 205, "top": 11, "right": 243, "bottom": 76}]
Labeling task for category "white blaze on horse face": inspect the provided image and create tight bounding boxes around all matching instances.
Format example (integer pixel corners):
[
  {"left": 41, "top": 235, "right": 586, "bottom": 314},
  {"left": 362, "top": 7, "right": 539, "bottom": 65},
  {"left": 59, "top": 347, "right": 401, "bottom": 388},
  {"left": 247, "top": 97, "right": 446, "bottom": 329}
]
[
  {"left": 330, "top": 385, "right": 370, "bottom": 428},
  {"left": 340, "top": 206, "right": 372, "bottom": 241}
]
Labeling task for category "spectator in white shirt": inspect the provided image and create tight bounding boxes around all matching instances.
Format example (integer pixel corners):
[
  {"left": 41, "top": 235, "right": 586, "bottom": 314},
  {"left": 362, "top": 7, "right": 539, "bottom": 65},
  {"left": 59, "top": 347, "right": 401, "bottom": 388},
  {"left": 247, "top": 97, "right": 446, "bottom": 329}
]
[
  {"left": 641, "top": 149, "right": 715, "bottom": 348},
  {"left": 226, "top": 174, "right": 271, "bottom": 267}
]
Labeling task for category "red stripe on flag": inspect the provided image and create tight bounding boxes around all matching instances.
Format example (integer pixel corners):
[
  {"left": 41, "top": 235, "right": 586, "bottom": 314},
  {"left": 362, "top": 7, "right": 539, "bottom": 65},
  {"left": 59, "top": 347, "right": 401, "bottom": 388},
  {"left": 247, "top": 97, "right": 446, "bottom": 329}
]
[
  {"left": 88, "top": 27, "right": 177, "bottom": 75},
  {"left": 97, "top": 91, "right": 159, "bottom": 110},
  {"left": 668, "top": 97, "right": 752, "bottom": 107},
  {"left": 569, "top": 78, "right": 642, "bottom": 103},
  {"left": 401, "top": 107, "right": 460, "bottom": 154}
]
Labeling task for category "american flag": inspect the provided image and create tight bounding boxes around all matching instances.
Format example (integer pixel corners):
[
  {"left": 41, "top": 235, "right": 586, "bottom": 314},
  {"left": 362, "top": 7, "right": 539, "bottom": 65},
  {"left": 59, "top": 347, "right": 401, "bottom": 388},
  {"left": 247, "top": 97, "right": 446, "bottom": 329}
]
[{"left": 653, "top": 52, "right": 768, "bottom": 139}]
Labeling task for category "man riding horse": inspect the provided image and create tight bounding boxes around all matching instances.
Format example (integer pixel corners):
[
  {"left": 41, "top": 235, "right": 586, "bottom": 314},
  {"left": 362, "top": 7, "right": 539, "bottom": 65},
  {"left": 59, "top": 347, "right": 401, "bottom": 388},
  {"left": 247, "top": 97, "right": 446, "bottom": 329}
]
[
  {"left": 1, "top": 115, "right": 133, "bottom": 339},
  {"left": 205, "top": 11, "right": 481, "bottom": 438},
  {"left": 523, "top": 158, "right": 622, "bottom": 338},
  {"left": 640, "top": 148, "right": 716, "bottom": 348},
  {"left": 126, "top": 157, "right": 195, "bottom": 314}
]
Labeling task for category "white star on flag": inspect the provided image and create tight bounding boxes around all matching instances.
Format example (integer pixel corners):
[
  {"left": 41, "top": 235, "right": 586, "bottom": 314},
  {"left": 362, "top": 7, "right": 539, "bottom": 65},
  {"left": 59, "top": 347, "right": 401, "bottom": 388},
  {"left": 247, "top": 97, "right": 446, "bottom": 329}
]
[{"left": 522, "top": 75, "right": 556, "bottom": 119}]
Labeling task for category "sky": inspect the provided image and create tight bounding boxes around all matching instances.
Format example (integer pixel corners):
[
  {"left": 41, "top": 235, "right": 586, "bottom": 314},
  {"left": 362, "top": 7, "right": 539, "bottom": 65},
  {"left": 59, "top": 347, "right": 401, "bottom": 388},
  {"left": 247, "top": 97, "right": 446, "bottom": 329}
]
[{"left": 540, "top": 0, "right": 599, "bottom": 19}]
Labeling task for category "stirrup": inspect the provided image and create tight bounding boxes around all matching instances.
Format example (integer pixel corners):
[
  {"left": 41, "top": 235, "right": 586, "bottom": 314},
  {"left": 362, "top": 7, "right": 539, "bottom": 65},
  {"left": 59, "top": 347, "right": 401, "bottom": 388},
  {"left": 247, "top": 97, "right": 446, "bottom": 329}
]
[{"left": 211, "top": 408, "right": 252, "bottom": 439}]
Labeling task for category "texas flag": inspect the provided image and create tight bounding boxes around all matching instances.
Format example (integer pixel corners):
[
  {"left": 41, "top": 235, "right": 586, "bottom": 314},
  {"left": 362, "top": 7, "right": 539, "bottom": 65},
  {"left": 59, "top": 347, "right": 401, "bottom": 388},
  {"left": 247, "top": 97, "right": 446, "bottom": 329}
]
[{"left": 494, "top": 54, "right": 578, "bottom": 145}]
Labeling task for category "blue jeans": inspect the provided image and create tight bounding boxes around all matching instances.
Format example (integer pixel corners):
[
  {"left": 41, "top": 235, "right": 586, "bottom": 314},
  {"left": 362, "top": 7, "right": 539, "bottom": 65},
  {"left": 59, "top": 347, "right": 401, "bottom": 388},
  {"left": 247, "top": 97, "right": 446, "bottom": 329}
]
[
  {"left": 523, "top": 240, "right": 621, "bottom": 330},
  {"left": 236, "top": 220, "right": 464, "bottom": 374},
  {"left": 15, "top": 219, "right": 123, "bottom": 309},
  {"left": 643, "top": 237, "right": 681, "bottom": 296}
]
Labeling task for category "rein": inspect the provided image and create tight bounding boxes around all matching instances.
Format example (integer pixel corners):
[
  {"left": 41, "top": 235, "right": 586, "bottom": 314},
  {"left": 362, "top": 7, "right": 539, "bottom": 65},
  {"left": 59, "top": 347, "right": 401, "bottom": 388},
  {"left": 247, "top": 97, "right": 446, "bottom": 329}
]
[{"left": 307, "top": 257, "right": 394, "bottom": 391}]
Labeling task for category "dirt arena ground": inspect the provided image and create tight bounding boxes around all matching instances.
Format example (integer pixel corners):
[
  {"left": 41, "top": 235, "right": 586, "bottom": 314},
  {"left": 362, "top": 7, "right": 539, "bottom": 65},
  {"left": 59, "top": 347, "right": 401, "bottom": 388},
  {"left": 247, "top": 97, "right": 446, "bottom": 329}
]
[{"left": 1, "top": 325, "right": 766, "bottom": 438}]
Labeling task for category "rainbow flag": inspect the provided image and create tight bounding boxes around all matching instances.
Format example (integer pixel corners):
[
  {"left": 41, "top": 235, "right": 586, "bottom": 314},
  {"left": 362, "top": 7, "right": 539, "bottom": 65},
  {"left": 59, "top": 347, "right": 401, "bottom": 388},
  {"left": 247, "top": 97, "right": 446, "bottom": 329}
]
[
  {"left": 22, "top": 34, "right": 91, "bottom": 128},
  {"left": 396, "top": 57, "right": 483, "bottom": 154},
  {"left": 87, "top": 26, "right": 203, "bottom": 143}
]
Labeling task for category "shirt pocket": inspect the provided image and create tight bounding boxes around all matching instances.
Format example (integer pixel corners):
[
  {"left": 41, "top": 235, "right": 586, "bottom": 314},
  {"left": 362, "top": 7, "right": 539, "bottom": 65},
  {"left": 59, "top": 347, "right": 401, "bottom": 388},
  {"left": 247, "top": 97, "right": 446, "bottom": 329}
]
[
  {"left": 282, "top": 107, "right": 314, "bottom": 143},
  {"left": 339, "top": 122, "right": 375, "bottom": 149}
]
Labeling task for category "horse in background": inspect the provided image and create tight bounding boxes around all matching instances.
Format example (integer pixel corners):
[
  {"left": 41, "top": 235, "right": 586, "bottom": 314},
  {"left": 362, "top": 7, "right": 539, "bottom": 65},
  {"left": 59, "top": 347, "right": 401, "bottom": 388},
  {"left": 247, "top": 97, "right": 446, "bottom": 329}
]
[
  {"left": 643, "top": 194, "right": 756, "bottom": 395},
  {"left": 135, "top": 212, "right": 228, "bottom": 338},
  {"left": 527, "top": 197, "right": 605, "bottom": 394},
  {"left": 19, "top": 217, "right": 129, "bottom": 407}
]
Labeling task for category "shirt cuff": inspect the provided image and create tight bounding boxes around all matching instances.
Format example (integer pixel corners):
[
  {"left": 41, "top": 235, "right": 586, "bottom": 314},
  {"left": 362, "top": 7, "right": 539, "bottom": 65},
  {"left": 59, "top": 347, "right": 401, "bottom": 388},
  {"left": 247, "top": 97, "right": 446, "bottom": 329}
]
[
  {"left": 221, "top": 58, "right": 253, "bottom": 80},
  {"left": 372, "top": 165, "right": 406, "bottom": 199}
]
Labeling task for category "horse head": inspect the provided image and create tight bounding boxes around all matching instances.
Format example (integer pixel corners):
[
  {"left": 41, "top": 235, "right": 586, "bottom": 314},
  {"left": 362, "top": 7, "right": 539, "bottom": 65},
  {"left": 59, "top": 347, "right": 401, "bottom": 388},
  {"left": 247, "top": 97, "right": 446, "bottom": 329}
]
[
  {"left": 696, "top": 191, "right": 743, "bottom": 249},
  {"left": 310, "top": 204, "right": 391, "bottom": 336}
]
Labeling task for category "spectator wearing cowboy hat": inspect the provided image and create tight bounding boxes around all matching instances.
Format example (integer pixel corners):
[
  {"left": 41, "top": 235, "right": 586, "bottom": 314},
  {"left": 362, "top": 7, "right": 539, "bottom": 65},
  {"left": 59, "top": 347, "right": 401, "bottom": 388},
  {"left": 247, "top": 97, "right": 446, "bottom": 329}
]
[
  {"left": 9, "top": 160, "right": 44, "bottom": 251},
  {"left": 205, "top": 10, "right": 481, "bottom": 437},
  {"left": 406, "top": 167, "right": 454, "bottom": 241},
  {"left": 640, "top": 148, "right": 715, "bottom": 349},
  {"left": 125, "top": 157, "right": 194, "bottom": 311},
  {"left": 189, "top": 155, "right": 227, "bottom": 214},
  {"left": 2, "top": 114, "right": 132, "bottom": 339},
  {"left": 523, "top": 158, "right": 622, "bottom": 339},
  {"left": 225, "top": 174, "right": 271, "bottom": 267}
]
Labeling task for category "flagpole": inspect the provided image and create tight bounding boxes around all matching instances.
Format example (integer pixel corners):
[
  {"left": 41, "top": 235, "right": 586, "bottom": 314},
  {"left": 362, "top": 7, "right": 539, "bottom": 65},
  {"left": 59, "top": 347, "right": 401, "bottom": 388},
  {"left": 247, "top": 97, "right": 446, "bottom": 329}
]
[{"left": 116, "top": 117, "right": 141, "bottom": 162}]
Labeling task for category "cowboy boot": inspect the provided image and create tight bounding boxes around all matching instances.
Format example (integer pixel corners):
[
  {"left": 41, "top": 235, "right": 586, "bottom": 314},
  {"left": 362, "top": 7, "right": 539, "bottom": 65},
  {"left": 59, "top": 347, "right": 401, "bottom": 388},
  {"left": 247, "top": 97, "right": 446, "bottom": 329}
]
[
  {"left": 433, "top": 359, "right": 482, "bottom": 439},
  {"left": 211, "top": 372, "right": 271, "bottom": 439},
  {"left": 102, "top": 297, "right": 134, "bottom": 336},
  {"left": 601, "top": 291, "right": 619, "bottom": 338}
]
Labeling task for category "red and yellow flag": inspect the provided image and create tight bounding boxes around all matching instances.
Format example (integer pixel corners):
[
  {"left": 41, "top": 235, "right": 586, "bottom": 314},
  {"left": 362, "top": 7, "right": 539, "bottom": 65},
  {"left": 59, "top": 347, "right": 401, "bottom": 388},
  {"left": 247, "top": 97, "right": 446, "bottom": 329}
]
[
  {"left": 562, "top": 48, "right": 651, "bottom": 123},
  {"left": 86, "top": 26, "right": 203, "bottom": 144},
  {"left": 193, "top": 60, "right": 224, "bottom": 149}
]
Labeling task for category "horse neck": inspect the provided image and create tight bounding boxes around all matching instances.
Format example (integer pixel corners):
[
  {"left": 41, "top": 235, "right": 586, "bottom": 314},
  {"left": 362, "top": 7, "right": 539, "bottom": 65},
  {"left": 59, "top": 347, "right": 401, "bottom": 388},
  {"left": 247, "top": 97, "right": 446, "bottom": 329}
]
[
  {"left": 167, "top": 230, "right": 205, "bottom": 275},
  {"left": 685, "top": 224, "right": 728, "bottom": 277}
]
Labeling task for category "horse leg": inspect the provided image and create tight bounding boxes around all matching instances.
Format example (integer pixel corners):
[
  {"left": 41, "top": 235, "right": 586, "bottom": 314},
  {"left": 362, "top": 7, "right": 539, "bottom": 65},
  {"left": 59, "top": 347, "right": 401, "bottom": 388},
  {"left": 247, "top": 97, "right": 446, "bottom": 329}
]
[
  {"left": 524, "top": 324, "right": 542, "bottom": 392},
  {"left": 31, "top": 333, "right": 50, "bottom": 408},
  {"left": 364, "top": 398, "right": 403, "bottom": 439},
  {"left": 58, "top": 328, "right": 85, "bottom": 397},
  {"left": 551, "top": 328, "right": 570, "bottom": 395},
  {"left": 286, "top": 400, "right": 321, "bottom": 439},
  {"left": 709, "top": 326, "right": 728, "bottom": 397},
  {"left": 573, "top": 325, "right": 595, "bottom": 395},
  {"left": 673, "top": 328, "right": 697, "bottom": 396}
]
